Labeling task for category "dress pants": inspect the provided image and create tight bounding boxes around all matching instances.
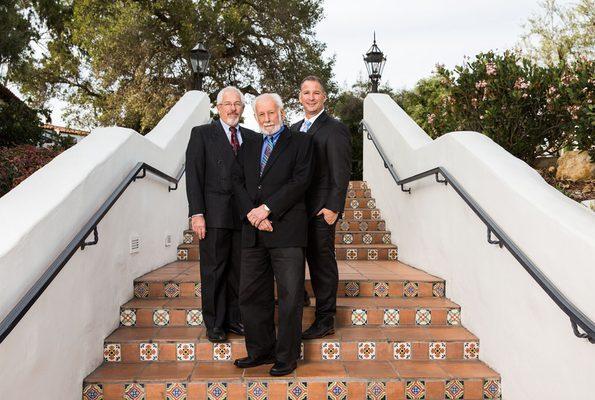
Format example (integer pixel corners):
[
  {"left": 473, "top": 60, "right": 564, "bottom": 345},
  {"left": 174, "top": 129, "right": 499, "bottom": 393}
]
[
  {"left": 306, "top": 215, "right": 338, "bottom": 326},
  {"left": 198, "top": 228, "right": 242, "bottom": 330},
  {"left": 240, "top": 233, "right": 305, "bottom": 364}
]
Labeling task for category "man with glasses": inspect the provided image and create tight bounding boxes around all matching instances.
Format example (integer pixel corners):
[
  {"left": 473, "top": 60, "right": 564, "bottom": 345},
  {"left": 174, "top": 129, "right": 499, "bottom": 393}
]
[{"left": 185, "top": 86, "right": 257, "bottom": 342}]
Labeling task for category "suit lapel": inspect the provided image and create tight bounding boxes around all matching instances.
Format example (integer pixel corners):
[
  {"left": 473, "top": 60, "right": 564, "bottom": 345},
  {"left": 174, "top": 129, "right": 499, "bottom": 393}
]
[
  {"left": 305, "top": 111, "right": 328, "bottom": 136},
  {"left": 260, "top": 127, "right": 291, "bottom": 180},
  {"left": 213, "top": 120, "right": 236, "bottom": 163}
]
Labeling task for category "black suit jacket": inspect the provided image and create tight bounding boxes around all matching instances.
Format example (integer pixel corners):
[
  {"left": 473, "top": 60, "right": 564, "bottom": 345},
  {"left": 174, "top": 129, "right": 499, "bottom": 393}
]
[
  {"left": 232, "top": 126, "right": 314, "bottom": 248},
  {"left": 291, "top": 111, "right": 352, "bottom": 217},
  {"left": 185, "top": 120, "right": 258, "bottom": 229}
]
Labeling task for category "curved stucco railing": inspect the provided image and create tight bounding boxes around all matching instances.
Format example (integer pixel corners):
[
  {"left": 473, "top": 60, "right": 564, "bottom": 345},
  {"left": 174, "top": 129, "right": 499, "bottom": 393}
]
[
  {"left": 0, "top": 91, "right": 209, "bottom": 399},
  {"left": 362, "top": 93, "right": 595, "bottom": 399}
]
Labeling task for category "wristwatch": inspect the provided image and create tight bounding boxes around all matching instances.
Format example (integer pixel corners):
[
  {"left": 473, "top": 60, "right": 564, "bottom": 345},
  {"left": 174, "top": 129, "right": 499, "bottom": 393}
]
[{"left": 263, "top": 204, "right": 270, "bottom": 212}]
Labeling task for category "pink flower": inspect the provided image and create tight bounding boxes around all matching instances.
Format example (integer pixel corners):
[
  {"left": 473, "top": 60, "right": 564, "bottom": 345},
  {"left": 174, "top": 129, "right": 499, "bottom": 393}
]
[
  {"left": 486, "top": 62, "right": 497, "bottom": 76},
  {"left": 471, "top": 98, "right": 478, "bottom": 108},
  {"left": 475, "top": 80, "right": 488, "bottom": 89},
  {"left": 514, "top": 77, "right": 529, "bottom": 90},
  {"left": 427, "top": 113, "right": 436, "bottom": 124},
  {"left": 566, "top": 105, "right": 580, "bottom": 120}
]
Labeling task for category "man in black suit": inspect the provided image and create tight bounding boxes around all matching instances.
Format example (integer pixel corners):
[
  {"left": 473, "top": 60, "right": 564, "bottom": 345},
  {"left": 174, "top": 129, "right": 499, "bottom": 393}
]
[
  {"left": 232, "top": 93, "right": 313, "bottom": 376},
  {"left": 185, "top": 86, "right": 257, "bottom": 343},
  {"left": 291, "top": 76, "right": 352, "bottom": 339}
]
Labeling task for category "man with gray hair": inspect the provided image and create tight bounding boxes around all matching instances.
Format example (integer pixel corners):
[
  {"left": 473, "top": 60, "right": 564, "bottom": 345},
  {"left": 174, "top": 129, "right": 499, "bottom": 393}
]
[
  {"left": 232, "top": 93, "right": 313, "bottom": 376},
  {"left": 185, "top": 86, "right": 257, "bottom": 343}
]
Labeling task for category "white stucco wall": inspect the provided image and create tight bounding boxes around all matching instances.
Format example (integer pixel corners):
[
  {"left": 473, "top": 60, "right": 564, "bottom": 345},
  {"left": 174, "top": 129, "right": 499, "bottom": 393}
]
[
  {"left": 363, "top": 94, "right": 595, "bottom": 399},
  {"left": 0, "top": 91, "right": 209, "bottom": 399}
]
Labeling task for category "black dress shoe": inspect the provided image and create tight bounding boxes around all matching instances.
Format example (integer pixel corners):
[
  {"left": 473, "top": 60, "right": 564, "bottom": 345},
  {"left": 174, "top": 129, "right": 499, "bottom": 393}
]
[
  {"left": 225, "top": 322, "right": 245, "bottom": 336},
  {"left": 207, "top": 327, "right": 227, "bottom": 343},
  {"left": 301, "top": 322, "right": 334, "bottom": 340},
  {"left": 234, "top": 355, "right": 275, "bottom": 368},
  {"left": 269, "top": 361, "right": 297, "bottom": 376}
]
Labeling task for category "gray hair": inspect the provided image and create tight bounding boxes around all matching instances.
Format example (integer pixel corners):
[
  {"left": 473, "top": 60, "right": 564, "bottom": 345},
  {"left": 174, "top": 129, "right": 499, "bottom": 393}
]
[
  {"left": 252, "top": 93, "right": 284, "bottom": 113},
  {"left": 216, "top": 86, "right": 245, "bottom": 105}
]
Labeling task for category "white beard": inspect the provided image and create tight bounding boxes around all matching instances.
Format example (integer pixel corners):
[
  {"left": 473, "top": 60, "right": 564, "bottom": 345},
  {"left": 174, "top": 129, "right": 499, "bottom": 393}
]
[{"left": 260, "top": 123, "right": 282, "bottom": 136}]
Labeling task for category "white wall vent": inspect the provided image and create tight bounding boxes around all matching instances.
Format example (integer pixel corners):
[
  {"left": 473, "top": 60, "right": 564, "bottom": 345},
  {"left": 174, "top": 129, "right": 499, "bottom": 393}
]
[
  {"left": 130, "top": 235, "right": 141, "bottom": 254},
  {"left": 165, "top": 234, "right": 172, "bottom": 247}
]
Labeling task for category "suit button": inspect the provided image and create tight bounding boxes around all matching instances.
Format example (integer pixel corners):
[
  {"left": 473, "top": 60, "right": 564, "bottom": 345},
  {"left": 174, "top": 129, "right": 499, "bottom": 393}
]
[{"left": 258, "top": 185, "right": 262, "bottom": 190}]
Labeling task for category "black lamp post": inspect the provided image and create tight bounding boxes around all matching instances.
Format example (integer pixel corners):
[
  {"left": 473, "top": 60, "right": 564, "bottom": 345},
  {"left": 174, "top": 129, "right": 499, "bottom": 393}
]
[
  {"left": 363, "top": 33, "right": 386, "bottom": 93},
  {"left": 190, "top": 43, "right": 210, "bottom": 91}
]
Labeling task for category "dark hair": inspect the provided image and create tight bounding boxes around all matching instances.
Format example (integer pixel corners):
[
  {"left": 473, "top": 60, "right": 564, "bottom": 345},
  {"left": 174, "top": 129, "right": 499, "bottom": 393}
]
[{"left": 300, "top": 75, "right": 326, "bottom": 94}]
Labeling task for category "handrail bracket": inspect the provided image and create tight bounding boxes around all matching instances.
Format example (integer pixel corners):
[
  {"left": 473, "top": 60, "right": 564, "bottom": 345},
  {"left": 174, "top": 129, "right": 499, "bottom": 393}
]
[
  {"left": 133, "top": 167, "right": 146, "bottom": 181},
  {"left": 435, "top": 172, "right": 448, "bottom": 185},
  {"left": 487, "top": 228, "right": 503, "bottom": 248},
  {"left": 400, "top": 184, "right": 411, "bottom": 194},
  {"left": 80, "top": 227, "right": 99, "bottom": 250}
]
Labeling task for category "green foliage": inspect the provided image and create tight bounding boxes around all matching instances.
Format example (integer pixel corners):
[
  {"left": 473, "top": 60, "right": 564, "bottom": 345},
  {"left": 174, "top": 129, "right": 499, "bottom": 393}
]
[
  {"left": 0, "top": 85, "right": 44, "bottom": 147},
  {"left": 12, "top": 0, "right": 335, "bottom": 133},
  {"left": 0, "top": 0, "right": 37, "bottom": 69},
  {"left": 399, "top": 52, "right": 594, "bottom": 165},
  {"left": 334, "top": 91, "right": 363, "bottom": 179}
]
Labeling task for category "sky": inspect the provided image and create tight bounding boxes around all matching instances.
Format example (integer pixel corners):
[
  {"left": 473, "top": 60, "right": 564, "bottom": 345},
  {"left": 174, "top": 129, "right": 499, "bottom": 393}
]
[{"left": 43, "top": 0, "right": 574, "bottom": 130}]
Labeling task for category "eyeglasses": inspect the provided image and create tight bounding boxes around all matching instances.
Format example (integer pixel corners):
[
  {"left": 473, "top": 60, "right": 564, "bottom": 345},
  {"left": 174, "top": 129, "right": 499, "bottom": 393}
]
[{"left": 219, "top": 102, "right": 243, "bottom": 108}]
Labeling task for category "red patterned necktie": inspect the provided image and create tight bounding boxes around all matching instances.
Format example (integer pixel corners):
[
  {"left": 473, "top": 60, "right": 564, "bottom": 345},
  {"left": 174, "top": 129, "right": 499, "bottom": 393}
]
[{"left": 230, "top": 126, "right": 240, "bottom": 155}]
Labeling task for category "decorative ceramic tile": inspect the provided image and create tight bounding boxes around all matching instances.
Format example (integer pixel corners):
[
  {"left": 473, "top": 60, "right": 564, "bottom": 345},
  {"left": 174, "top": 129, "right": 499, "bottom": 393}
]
[
  {"left": 367, "top": 199, "right": 376, "bottom": 209},
  {"left": 164, "top": 282, "right": 180, "bottom": 298},
  {"left": 361, "top": 182, "right": 368, "bottom": 189},
  {"left": 342, "top": 234, "right": 354, "bottom": 244},
  {"left": 213, "top": 343, "right": 231, "bottom": 360},
  {"left": 153, "top": 309, "right": 170, "bottom": 326},
  {"left": 359, "top": 221, "right": 369, "bottom": 231},
  {"left": 347, "top": 189, "right": 356, "bottom": 198},
  {"left": 207, "top": 382, "right": 227, "bottom": 400},
  {"left": 103, "top": 343, "right": 121, "bottom": 362},
  {"left": 428, "top": 342, "right": 447, "bottom": 360},
  {"left": 177, "top": 342, "right": 195, "bottom": 361},
  {"left": 462, "top": 342, "right": 479, "bottom": 360},
  {"left": 83, "top": 384, "right": 103, "bottom": 400},
  {"left": 348, "top": 182, "right": 353, "bottom": 189},
  {"left": 351, "top": 309, "right": 368, "bottom": 326},
  {"left": 393, "top": 342, "right": 412, "bottom": 360},
  {"left": 432, "top": 282, "right": 445, "bottom": 297},
  {"left": 405, "top": 380, "right": 425, "bottom": 400},
  {"left": 177, "top": 249, "right": 188, "bottom": 261},
  {"left": 327, "top": 381, "right": 348, "bottom": 400},
  {"left": 358, "top": 341, "right": 376, "bottom": 360},
  {"left": 367, "top": 249, "right": 378, "bottom": 260},
  {"left": 415, "top": 309, "right": 431, "bottom": 326},
  {"left": 186, "top": 309, "right": 203, "bottom": 326},
  {"left": 483, "top": 380, "right": 501, "bottom": 399},
  {"left": 447, "top": 308, "right": 461, "bottom": 325},
  {"left": 383, "top": 309, "right": 399, "bottom": 326},
  {"left": 350, "top": 199, "right": 360, "bottom": 209},
  {"left": 123, "top": 383, "right": 145, "bottom": 400},
  {"left": 120, "top": 309, "right": 136, "bottom": 326},
  {"left": 346, "top": 249, "right": 358, "bottom": 260},
  {"left": 364, "top": 189, "right": 372, "bottom": 197},
  {"left": 353, "top": 211, "right": 363, "bottom": 220},
  {"left": 321, "top": 342, "right": 341, "bottom": 360},
  {"left": 134, "top": 282, "right": 149, "bottom": 298},
  {"left": 247, "top": 382, "right": 267, "bottom": 400},
  {"left": 371, "top": 282, "right": 387, "bottom": 297},
  {"left": 445, "top": 380, "right": 464, "bottom": 399},
  {"left": 377, "top": 221, "right": 386, "bottom": 230},
  {"left": 194, "top": 282, "right": 201, "bottom": 297},
  {"left": 183, "top": 232, "right": 193, "bottom": 244},
  {"left": 403, "top": 281, "right": 419, "bottom": 297},
  {"left": 344, "top": 281, "right": 360, "bottom": 297},
  {"left": 382, "top": 233, "right": 391, "bottom": 244},
  {"left": 388, "top": 248, "right": 398, "bottom": 260},
  {"left": 371, "top": 210, "right": 381, "bottom": 219},
  {"left": 340, "top": 221, "right": 350, "bottom": 231},
  {"left": 367, "top": 381, "right": 386, "bottom": 400},
  {"left": 363, "top": 233, "right": 373, "bottom": 244},
  {"left": 140, "top": 343, "right": 158, "bottom": 361},
  {"left": 166, "top": 383, "right": 187, "bottom": 400},
  {"left": 287, "top": 382, "right": 307, "bottom": 400}
]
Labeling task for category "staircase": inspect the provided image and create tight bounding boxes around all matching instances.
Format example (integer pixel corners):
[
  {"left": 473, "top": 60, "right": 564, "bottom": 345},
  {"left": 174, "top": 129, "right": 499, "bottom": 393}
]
[{"left": 83, "top": 181, "right": 501, "bottom": 400}]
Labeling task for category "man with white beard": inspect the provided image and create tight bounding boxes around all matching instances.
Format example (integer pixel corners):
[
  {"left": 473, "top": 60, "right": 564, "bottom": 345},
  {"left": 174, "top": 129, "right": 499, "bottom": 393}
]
[{"left": 232, "top": 93, "right": 313, "bottom": 376}]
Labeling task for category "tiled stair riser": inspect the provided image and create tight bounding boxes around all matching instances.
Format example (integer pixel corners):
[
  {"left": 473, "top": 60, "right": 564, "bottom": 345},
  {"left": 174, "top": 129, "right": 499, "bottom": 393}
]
[
  {"left": 83, "top": 377, "right": 502, "bottom": 400},
  {"left": 133, "top": 280, "right": 446, "bottom": 299}
]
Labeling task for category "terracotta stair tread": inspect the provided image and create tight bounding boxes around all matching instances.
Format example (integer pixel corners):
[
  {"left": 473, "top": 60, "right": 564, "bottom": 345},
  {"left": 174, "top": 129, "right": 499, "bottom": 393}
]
[
  {"left": 106, "top": 325, "right": 478, "bottom": 344},
  {"left": 336, "top": 244, "right": 397, "bottom": 248},
  {"left": 121, "top": 296, "right": 459, "bottom": 310},
  {"left": 85, "top": 360, "right": 499, "bottom": 383}
]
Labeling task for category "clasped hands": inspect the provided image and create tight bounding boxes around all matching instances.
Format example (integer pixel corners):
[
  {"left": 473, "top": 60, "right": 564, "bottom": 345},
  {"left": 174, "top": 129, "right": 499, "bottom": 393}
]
[{"left": 247, "top": 204, "right": 273, "bottom": 232}]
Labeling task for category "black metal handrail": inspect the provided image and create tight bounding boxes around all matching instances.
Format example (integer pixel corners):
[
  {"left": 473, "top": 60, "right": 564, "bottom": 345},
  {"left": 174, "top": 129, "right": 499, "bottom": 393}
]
[
  {"left": 0, "top": 162, "right": 185, "bottom": 344},
  {"left": 361, "top": 120, "right": 595, "bottom": 343}
]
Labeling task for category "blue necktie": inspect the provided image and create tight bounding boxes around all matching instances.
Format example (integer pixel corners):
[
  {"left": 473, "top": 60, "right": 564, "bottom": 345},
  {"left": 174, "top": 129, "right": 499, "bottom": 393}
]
[
  {"left": 300, "top": 120, "right": 312, "bottom": 132},
  {"left": 260, "top": 136, "right": 274, "bottom": 175}
]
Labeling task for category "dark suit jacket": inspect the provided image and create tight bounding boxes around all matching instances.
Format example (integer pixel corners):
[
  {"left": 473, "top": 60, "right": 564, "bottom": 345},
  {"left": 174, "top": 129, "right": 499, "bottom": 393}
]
[
  {"left": 185, "top": 120, "right": 258, "bottom": 229},
  {"left": 232, "top": 126, "right": 313, "bottom": 248},
  {"left": 291, "top": 111, "right": 352, "bottom": 217}
]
